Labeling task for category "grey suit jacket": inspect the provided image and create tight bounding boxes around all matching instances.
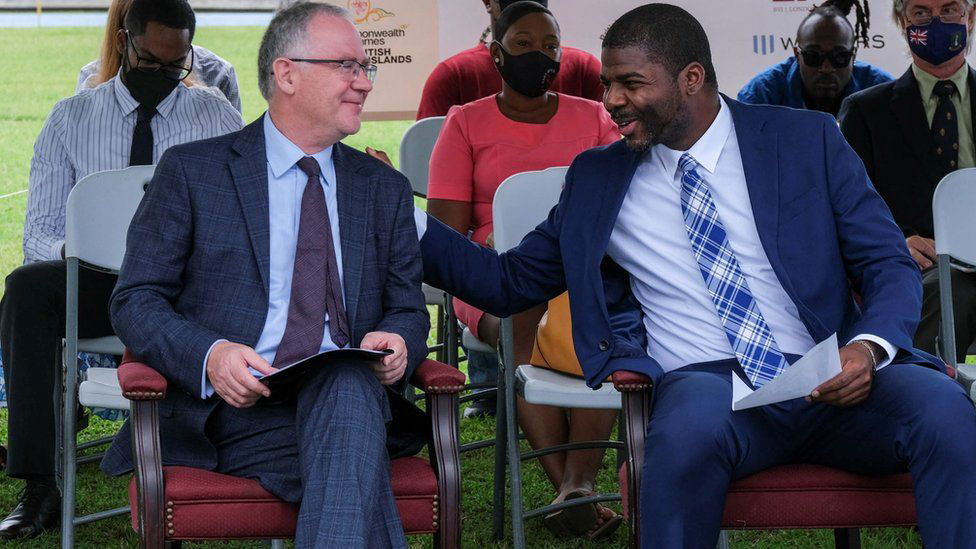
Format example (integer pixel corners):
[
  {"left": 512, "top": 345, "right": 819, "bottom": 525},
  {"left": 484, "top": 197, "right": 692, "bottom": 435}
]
[{"left": 102, "top": 115, "right": 429, "bottom": 474}]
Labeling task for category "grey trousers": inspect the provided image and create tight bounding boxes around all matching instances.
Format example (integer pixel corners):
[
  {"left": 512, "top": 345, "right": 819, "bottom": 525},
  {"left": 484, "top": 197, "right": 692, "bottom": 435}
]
[
  {"left": 915, "top": 267, "right": 976, "bottom": 362},
  {"left": 205, "top": 361, "right": 407, "bottom": 548}
]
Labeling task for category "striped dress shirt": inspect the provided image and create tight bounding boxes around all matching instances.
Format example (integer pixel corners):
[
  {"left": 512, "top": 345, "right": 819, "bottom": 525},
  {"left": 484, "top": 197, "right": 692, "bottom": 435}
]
[
  {"left": 23, "top": 74, "right": 243, "bottom": 263},
  {"left": 76, "top": 44, "right": 242, "bottom": 113}
]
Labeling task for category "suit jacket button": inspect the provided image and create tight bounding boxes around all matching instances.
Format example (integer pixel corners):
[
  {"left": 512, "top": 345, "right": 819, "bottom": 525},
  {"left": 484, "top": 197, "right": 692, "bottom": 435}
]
[{"left": 599, "top": 339, "right": 610, "bottom": 351}]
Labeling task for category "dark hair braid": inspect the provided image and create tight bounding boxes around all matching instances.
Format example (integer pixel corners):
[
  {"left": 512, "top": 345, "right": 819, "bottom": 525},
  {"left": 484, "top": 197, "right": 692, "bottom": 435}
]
[{"left": 808, "top": 0, "right": 871, "bottom": 46}]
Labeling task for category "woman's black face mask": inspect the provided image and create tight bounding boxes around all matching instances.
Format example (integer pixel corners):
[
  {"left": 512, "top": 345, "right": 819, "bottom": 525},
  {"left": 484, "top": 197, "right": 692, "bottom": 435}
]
[{"left": 493, "top": 41, "right": 561, "bottom": 98}]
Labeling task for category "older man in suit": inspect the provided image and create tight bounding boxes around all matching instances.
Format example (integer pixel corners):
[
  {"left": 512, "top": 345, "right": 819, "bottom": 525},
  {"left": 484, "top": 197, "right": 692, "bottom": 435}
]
[
  {"left": 840, "top": 0, "right": 976, "bottom": 362},
  {"left": 102, "top": 3, "right": 428, "bottom": 547},
  {"left": 420, "top": 4, "right": 976, "bottom": 547}
]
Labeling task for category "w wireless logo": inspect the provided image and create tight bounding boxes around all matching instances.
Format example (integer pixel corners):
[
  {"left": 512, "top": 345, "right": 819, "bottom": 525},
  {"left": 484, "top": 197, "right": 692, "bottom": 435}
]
[
  {"left": 752, "top": 35, "right": 797, "bottom": 55},
  {"left": 753, "top": 34, "right": 777, "bottom": 55}
]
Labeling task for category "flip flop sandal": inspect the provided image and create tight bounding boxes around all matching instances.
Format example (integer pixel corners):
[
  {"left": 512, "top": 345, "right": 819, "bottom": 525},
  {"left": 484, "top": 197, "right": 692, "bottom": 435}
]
[
  {"left": 542, "top": 489, "right": 599, "bottom": 538},
  {"left": 587, "top": 508, "right": 624, "bottom": 541}
]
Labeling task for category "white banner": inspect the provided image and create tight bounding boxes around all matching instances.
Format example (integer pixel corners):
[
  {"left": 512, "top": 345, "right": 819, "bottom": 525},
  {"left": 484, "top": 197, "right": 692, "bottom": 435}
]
[
  {"left": 359, "top": 0, "right": 974, "bottom": 118},
  {"left": 436, "top": 0, "right": 973, "bottom": 101}
]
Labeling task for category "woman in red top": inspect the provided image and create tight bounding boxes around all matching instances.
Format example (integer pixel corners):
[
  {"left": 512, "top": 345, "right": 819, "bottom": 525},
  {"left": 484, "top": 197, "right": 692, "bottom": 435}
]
[{"left": 427, "top": 2, "right": 621, "bottom": 540}]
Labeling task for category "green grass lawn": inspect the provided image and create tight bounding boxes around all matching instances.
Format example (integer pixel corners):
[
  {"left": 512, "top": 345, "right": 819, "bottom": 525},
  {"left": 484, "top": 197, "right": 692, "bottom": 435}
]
[{"left": 0, "top": 26, "right": 924, "bottom": 548}]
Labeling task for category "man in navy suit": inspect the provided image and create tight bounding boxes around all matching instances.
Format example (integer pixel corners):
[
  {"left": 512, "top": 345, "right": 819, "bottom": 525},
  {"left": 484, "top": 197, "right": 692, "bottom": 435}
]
[
  {"left": 421, "top": 4, "right": 976, "bottom": 547},
  {"left": 104, "top": 3, "right": 428, "bottom": 547}
]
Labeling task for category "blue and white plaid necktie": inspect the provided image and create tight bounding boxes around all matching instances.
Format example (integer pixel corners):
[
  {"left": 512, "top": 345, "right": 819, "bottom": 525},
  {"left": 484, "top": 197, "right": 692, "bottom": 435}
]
[{"left": 678, "top": 153, "right": 788, "bottom": 387}]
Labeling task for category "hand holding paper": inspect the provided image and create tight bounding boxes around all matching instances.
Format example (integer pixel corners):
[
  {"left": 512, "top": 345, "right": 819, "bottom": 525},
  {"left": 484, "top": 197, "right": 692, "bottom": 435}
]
[{"left": 732, "top": 333, "right": 842, "bottom": 411}]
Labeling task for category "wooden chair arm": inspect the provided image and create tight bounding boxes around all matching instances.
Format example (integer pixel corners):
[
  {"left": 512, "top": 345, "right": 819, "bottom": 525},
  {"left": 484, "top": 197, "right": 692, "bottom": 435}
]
[
  {"left": 411, "top": 359, "right": 466, "bottom": 394},
  {"left": 421, "top": 359, "right": 463, "bottom": 548},
  {"left": 120, "top": 350, "right": 167, "bottom": 548},
  {"left": 611, "top": 370, "right": 654, "bottom": 392},
  {"left": 118, "top": 351, "right": 168, "bottom": 400}
]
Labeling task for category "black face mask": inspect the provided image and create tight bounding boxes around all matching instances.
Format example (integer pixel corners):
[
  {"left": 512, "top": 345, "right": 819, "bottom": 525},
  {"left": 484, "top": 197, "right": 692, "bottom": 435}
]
[
  {"left": 122, "top": 55, "right": 180, "bottom": 109},
  {"left": 493, "top": 41, "right": 560, "bottom": 98}
]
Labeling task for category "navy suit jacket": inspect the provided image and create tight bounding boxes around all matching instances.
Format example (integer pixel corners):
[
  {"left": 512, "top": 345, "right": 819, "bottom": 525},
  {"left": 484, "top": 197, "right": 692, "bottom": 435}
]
[
  {"left": 422, "top": 98, "right": 942, "bottom": 389},
  {"left": 103, "top": 116, "right": 429, "bottom": 474}
]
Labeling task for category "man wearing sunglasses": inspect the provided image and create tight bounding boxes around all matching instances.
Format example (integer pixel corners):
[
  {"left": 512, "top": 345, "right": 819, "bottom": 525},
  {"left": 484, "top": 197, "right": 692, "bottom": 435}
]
[
  {"left": 841, "top": 0, "right": 976, "bottom": 365},
  {"left": 739, "top": 0, "right": 892, "bottom": 118},
  {"left": 0, "top": 0, "right": 242, "bottom": 539}
]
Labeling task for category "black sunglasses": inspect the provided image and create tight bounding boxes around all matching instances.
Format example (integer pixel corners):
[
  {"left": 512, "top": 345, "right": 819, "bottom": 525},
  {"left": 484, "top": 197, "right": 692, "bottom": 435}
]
[{"left": 797, "top": 48, "right": 856, "bottom": 69}]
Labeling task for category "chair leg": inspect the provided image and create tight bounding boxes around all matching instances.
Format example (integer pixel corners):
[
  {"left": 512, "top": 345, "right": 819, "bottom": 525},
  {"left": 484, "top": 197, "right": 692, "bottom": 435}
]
[
  {"left": 716, "top": 530, "right": 730, "bottom": 549},
  {"left": 491, "top": 368, "right": 507, "bottom": 541},
  {"left": 434, "top": 303, "right": 446, "bottom": 363},
  {"left": 60, "top": 341, "right": 79, "bottom": 548},
  {"left": 270, "top": 539, "right": 285, "bottom": 549},
  {"left": 500, "top": 319, "right": 525, "bottom": 549},
  {"left": 163, "top": 542, "right": 182, "bottom": 549},
  {"left": 834, "top": 527, "right": 861, "bottom": 549}
]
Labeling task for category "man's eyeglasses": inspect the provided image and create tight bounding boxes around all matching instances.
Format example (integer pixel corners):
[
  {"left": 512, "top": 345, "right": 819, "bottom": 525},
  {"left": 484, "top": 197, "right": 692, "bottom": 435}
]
[
  {"left": 797, "top": 48, "right": 856, "bottom": 69},
  {"left": 288, "top": 58, "right": 378, "bottom": 83},
  {"left": 125, "top": 30, "right": 193, "bottom": 81},
  {"left": 906, "top": 3, "right": 969, "bottom": 26}
]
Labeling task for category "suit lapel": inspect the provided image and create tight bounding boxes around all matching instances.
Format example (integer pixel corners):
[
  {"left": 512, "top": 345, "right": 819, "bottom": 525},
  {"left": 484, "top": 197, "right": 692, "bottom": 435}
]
[
  {"left": 891, "top": 68, "right": 943, "bottom": 187},
  {"left": 594, "top": 141, "right": 643, "bottom": 257},
  {"left": 727, "top": 99, "right": 782, "bottom": 274},
  {"left": 230, "top": 117, "right": 271, "bottom": 295},
  {"left": 333, "top": 143, "right": 369, "bottom": 332}
]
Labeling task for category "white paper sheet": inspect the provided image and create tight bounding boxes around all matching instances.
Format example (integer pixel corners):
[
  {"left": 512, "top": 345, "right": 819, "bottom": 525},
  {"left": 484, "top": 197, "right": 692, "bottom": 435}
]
[{"left": 732, "top": 333, "right": 842, "bottom": 411}]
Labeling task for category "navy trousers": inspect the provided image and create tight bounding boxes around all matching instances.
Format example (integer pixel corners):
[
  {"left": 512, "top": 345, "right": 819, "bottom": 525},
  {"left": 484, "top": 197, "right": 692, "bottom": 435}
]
[
  {"left": 206, "top": 361, "right": 407, "bottom": 548},
  {"left": 641, "top": 359, "right": 976, "bottom": 548}
]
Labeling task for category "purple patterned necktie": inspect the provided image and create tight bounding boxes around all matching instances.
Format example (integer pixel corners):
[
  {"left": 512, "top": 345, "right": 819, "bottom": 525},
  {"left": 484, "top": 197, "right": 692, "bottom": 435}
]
[{"left": 273, "top": 156, "right": 350, "bottom": 368}]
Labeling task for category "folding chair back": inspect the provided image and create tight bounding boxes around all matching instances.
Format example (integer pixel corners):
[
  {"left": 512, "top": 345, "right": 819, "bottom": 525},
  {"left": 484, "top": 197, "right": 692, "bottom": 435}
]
[
  {"left": 65, "top": 165, "right": 153, "bottom": 269},
  {"left": 933, "top": 168, "right": 976, "bottom": 399},
  {"left": 492, "top": 166, "right": 567, "bottom": 253},
  {"left": 61, "top": 165, "right": 154, "bottom": 546},
  {"left": 934, "top": 168, "right": 976, "bottom": 266},
  {"left": 399, "top": 116, "right": 446, "bottom": 197}
]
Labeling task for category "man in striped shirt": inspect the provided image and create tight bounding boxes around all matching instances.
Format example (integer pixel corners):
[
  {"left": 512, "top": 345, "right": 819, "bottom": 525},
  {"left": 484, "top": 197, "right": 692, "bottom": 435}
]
[{"left": 0, "top": 0, "right": 242, "bottom": 539}]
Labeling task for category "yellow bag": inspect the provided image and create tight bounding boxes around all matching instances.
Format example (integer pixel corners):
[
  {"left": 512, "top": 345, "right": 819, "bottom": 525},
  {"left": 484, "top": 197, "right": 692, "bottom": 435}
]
[{"left": 529, "top": 291, "right": 583, "bottom": 377}]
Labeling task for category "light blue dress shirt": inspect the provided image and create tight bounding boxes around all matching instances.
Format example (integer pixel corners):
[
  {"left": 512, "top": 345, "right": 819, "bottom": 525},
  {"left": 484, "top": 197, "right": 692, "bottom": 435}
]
[{"left": 201, "top": 113, "right": 345, "bottom": 398}]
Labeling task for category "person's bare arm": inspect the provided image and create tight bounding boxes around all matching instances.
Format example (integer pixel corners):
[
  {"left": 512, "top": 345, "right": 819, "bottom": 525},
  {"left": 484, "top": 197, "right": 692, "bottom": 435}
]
[{"left": 427, "top": 198, "right": 473, "bottom": 237}]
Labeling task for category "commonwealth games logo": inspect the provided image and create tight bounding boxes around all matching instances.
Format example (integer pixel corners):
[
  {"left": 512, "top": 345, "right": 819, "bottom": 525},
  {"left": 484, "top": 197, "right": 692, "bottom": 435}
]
[{"left": 348, "top": 0, "right": 396, "bottom": 24}]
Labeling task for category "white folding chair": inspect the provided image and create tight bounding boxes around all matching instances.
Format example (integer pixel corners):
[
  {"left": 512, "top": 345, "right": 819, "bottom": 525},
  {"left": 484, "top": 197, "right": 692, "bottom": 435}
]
[
  {"left": 399, "top": 116, "right": 458, "bottom": 367},
  {"left": 933, "top": 167, "right": 976, "bottom": 403},
  {"left": 60, "top": 165, "right": 154, "bottom": 546},
  {"left": 399, "top": 116, "right": 445, "bottom": 198},
  {"left": 492, "top": 167, "right": 622, "bottom": 547}
]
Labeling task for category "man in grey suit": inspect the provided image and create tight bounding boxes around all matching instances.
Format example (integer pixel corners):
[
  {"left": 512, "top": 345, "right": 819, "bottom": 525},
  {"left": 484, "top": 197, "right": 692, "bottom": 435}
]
[{"left": 102, "top": 3, "right": 429, "bottom": 547}]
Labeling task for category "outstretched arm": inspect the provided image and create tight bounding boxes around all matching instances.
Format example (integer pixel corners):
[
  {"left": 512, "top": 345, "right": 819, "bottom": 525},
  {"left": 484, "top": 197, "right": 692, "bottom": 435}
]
[{"left": 420, "top": 164, "right": 578, "bottom": 317}]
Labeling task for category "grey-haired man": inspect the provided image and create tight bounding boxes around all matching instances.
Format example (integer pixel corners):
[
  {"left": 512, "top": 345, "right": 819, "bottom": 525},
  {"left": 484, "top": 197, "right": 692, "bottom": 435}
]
[{"left": 101, "top": 3, "right": 428, "bottom": 547}]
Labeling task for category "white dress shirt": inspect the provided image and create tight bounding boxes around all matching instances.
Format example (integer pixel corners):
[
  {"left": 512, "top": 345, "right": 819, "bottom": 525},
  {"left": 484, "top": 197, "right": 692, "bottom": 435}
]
[
  {"left": 606, "top": 97, "right": 894, "bottom": 372},
  {"left": 23, "top": 74, "right": 242, "bottom": 263},
  {"left": 201, "top": 114, "right": 346, "bottom": 398}
]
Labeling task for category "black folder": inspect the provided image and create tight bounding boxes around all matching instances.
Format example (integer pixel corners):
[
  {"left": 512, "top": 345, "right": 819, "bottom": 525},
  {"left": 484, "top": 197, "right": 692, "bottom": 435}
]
[{"left": 260, "top": 348, "right": 393, "bottom": 397}]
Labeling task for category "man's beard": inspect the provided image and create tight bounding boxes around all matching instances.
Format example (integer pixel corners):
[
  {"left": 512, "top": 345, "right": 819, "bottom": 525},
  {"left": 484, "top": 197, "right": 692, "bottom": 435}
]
[{"left": 613, "top": 93, "right": 685, "bottom": 154}]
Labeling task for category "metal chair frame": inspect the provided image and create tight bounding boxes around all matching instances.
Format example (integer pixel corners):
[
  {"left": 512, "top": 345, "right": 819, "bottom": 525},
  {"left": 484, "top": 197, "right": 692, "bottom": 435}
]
[
  {"left": 60, "top": 165, "right": 156, "bottom": 546},
  {"left": 489, "top": 167, "right": 623, "bottom": 546},
  {"left": 933, "top": 168, "right": 976, "bottom": 400}
]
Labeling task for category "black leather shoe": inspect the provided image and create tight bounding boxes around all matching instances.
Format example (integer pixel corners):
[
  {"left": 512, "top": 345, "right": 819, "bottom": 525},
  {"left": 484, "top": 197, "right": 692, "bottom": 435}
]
[
  {"left": 0, "top": 479, "right": 60, "bottom": 539},
  {"left": 463, "top": 397, "right": 497, "bottom": 419}
]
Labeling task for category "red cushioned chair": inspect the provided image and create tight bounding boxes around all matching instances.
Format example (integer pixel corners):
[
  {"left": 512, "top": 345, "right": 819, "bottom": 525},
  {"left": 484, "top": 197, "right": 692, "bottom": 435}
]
[
  {"left": 118, "top": 353, "right": 464, "bottom": 548},
  {"left": 611, "top": 369, "right": 943, "bottom": 549}
]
